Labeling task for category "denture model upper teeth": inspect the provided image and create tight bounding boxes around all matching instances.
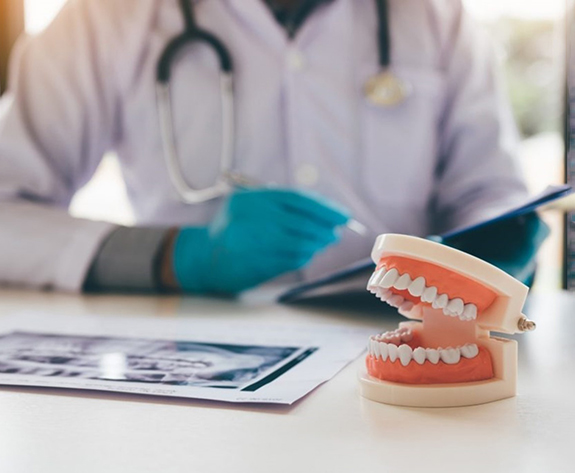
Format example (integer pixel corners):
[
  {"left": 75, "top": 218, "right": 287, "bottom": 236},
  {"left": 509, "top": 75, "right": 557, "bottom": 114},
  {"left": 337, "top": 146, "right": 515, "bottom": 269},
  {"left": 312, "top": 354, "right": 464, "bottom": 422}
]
[
  {"left": 432, "top": 293, "right": 448, "bottom": 309},
  {"left": 444, "top": 298, "right": 464, "bottom": 317},
  {"left": 393, "top": 273, "right": 412, "bottom": 290},
  {"left": 421, "top": 286, "right": 437, "bottom": 303},
  {"left": 379, "top": 268, "right": 399, "bottom": 288},
  {"left": 367, "top": 267, "right": 386, "bottom": 292},
  {"left": 368, "top": 269, "right": 480, "bottom": 323},
  {"left": 443, "top": 301, "right": 479, "bottom": 322},
  {"left": 408, "top": 277, "right": 426, "bottom": 297},
  {"left": 367, "top": 338, "right": 480, "bottom": 366},
  {"left": 461, "top": 304, "right": 478, "bottom": 321}
]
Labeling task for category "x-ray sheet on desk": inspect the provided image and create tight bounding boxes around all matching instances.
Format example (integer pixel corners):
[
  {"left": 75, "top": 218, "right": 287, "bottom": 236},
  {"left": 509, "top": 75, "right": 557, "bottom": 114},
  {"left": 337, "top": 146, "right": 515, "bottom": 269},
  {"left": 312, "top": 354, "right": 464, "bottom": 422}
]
[{"left": 0, "top": 313, "right": 371, "bottom": 405}]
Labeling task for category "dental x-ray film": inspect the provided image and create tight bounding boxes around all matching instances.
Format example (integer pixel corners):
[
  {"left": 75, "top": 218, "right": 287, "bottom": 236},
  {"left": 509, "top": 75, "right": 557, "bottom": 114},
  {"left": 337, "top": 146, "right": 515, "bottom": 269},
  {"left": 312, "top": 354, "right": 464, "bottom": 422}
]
[{"left": 0, "top": 313, "right": 371, "bottom": 404}]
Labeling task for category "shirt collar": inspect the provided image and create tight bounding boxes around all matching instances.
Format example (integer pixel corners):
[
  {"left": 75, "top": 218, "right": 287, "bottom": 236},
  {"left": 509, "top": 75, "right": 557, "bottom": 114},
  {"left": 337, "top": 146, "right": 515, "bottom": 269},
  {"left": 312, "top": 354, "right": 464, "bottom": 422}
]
[{"left": 263, "top": 0, "right": 335, "bottom": 38}]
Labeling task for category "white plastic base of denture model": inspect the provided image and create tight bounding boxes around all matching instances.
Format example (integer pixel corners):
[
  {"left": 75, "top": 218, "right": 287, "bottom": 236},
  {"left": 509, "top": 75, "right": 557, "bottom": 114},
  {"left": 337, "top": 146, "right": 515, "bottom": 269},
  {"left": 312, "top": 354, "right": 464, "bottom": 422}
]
[{"left": 359, "top": 336, "right": 517, "bottom": 408}]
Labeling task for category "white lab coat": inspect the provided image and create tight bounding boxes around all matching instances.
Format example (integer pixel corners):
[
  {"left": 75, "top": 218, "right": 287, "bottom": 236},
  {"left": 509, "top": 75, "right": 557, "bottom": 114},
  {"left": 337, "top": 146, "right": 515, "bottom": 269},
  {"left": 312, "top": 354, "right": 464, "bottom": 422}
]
[{"left": 0, "top": 0, "right": 527, "bottom": 291}]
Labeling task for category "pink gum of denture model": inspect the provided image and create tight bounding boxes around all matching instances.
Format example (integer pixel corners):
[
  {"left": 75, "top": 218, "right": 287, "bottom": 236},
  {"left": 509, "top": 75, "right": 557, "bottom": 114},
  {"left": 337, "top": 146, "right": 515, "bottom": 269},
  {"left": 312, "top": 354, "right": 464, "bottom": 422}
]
[{"left": 359, "top": 234, "right": 536, "bottom": 408}]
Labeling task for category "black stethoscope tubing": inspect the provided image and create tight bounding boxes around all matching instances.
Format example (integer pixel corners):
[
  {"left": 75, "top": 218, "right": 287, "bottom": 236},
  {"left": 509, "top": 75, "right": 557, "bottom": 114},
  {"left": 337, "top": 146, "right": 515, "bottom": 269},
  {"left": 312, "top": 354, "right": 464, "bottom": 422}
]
[
  {"left": 157, "top": 0, "right": 234, "bottom": 84},
  {"left": 157, "top": 0, "right": 390, "bottom": 84},
  {"left": 155, "top": 0, "right": 403, "bottom": 205}
]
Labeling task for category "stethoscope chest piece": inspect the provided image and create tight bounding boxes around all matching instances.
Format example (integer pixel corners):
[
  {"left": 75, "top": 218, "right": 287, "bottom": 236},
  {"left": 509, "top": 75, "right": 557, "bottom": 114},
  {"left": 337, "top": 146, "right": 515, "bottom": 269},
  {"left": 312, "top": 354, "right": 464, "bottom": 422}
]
[{"left": 364, "top": 70, "right": 412, "bottom": 107}]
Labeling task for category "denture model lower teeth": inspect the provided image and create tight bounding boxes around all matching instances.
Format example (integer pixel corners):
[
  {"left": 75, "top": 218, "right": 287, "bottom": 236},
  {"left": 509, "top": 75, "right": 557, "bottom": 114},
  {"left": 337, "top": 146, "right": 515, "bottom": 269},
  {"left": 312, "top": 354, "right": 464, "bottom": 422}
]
[
  {"left": 366, "top": 266, "right": 478, "bottom": 322},
  {"left": 368, "top": 332, "right": 479, "bottom": 367}
]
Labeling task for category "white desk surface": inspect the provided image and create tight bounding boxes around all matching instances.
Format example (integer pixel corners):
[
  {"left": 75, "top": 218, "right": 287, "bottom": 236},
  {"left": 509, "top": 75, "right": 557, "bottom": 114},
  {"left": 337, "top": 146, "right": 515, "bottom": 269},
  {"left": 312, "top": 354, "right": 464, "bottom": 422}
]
[{"left": 0, "top": 288, "right": 573, "bottom": 473}]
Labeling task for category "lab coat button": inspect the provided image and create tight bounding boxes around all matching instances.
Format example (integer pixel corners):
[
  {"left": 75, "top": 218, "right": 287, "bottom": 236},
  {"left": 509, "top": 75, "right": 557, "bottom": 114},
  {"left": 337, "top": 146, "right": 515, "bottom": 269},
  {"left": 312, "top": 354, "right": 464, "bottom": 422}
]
[
  {"left": 287, "top": 50, "right": 305, "bottom": 71},
  {"left": 295, "top": 164, "right": 319, "bottom": 186}
]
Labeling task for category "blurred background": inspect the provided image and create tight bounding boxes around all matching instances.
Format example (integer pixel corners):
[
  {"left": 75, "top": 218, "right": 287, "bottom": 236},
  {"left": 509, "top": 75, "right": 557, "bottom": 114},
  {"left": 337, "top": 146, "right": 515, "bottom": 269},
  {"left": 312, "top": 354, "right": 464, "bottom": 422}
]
[{"left": 2, "top": 0, "right": 570, "bottom": 289}]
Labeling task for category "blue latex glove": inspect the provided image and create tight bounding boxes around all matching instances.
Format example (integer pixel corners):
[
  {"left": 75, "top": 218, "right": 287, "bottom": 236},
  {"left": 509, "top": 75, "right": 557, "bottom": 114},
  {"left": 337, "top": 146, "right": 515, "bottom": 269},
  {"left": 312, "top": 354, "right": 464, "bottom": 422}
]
[
  {"left": 431, "top": 212, "right": 550, "bottom": 286},
  {"left": 173, "top": 189, "right": 350, "bottom": 294}
]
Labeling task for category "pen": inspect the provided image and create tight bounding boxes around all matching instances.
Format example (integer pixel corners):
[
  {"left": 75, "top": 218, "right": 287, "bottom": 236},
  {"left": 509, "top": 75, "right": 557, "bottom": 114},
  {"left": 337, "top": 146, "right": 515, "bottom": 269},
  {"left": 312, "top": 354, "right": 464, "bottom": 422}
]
[
  {"left": 225, "top": 171, "right": 369, "bottom": 237},
  {"left": 346, "top": 218, "right": 368, "bottom": 236}
]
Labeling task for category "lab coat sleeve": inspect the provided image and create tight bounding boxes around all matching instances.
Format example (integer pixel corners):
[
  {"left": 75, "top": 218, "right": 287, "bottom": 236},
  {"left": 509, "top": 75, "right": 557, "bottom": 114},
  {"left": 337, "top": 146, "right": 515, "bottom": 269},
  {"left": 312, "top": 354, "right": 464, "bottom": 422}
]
[
  {"left": 431, "top": 1, "right": 529, "bottom": 233},
  {"left": 0, "top": 0, "right": 129, "bottom": 291}
]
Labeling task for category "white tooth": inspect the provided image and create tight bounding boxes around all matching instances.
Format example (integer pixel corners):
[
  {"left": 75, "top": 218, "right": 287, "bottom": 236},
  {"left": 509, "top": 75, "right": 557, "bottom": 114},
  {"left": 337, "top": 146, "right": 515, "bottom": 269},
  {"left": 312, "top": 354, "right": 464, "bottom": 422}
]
[
  {"left": 394, "top": 273, "right": 412, "bottom": 290},
  {"left": 397, "top": 326, "right": 410, "bottom": 333},
  {"left": 421, "top": 286, "right": 438, "bottom": 303},
  {"left": 408, "top": 277, "right": 426, "bottom": 297},
  {"left": 388, "top": 295, "right": 404, "bottom": 308},
  {"left": 367, "top": 267, "right": 386, "bottom": 290},
  {"left": 382, "top": 332, "right": 400, "bottom": 345},
  {"left": 388, "top": 344, "right": 398, "bottom": 362},
  {"left": 398, "top": 345, "right": 413, "bottom": 366},
  {"left": 399, "top": 301, "right": 414, "bottom": 312},
  {"left": 372, "top": 340, "right": 381, "bottom": 358},
  {"left": 445, "top": 298, "right": 464, "bottom": 317},
  {"left": 413, "top": 347, "right": 426, "bottom": 364},
  {"left": 379, "top": 268, "right": 399, "bottom": 288},
  {"left": 379, "top": 342, "right": 389, "bottom": 361},
  {"left": 461, "top": 304, "right": 478, "bottom": 321},
  {"left": 425, "top": 348, "right": 440, "bottom": 364},
  {"left": 370, "top": 340, "right": 377, "bottom": 357},
  {"left": 400, "top": 330, "right": 413, "bottom": 343},
  {"left": 432, "top": 293, "right": 448, "bottom": 309},
  {"left": 460, "top": 344, "right": 479, "bottom": 359},
  {"left": 440, "top": 347, "right": 461, "bottom": 365},
  {"left": 377, "top": 289, "right": 392, "bottom": 301}
]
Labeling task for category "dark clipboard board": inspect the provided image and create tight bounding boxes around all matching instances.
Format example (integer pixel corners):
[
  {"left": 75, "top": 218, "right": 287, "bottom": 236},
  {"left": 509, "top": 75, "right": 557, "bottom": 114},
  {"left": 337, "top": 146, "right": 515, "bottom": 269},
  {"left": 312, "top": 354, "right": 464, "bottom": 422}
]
[{"left": 278, "top": 185, "right": 572, "bottom": 304}]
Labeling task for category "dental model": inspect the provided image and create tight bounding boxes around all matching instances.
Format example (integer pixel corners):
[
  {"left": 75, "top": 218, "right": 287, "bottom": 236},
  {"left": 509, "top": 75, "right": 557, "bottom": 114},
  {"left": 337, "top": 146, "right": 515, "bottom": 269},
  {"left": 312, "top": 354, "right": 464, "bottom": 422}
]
[{"left": 359, "top": 234, "right": 536, "bottom": 407}]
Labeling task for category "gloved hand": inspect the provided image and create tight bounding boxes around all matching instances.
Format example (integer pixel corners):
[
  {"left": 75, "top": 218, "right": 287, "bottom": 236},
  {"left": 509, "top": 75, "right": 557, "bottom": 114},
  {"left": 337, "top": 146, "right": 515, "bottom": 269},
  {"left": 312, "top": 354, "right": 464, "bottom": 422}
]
[
  {"left": 172, "top": 189, "right": 350, "bottom": 294},
  {"left": 431, "top": 212, "right": 550, "bottom": 286}
]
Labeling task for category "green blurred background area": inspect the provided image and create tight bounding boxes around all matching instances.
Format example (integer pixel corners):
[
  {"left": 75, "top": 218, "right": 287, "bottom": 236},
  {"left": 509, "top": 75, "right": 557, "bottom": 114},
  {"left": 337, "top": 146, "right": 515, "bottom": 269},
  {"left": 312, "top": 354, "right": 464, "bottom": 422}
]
[{"left": 494, "top": 18, "right": 564, "bottom": 137}]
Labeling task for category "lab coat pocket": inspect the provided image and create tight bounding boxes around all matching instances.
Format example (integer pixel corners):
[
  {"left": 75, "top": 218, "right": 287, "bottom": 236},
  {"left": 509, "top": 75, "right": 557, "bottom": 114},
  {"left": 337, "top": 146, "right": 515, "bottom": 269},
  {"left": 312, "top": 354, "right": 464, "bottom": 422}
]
[{"left": 361, "top": 66, "right": 446, "bottom": 208}]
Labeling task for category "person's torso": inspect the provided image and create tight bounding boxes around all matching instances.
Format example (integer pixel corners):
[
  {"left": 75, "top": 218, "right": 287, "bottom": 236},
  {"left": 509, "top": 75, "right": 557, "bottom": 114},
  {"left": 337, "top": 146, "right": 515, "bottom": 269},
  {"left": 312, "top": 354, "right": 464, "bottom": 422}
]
[{"left": 114, "top": 0, "right": 450, "bottom": 276}]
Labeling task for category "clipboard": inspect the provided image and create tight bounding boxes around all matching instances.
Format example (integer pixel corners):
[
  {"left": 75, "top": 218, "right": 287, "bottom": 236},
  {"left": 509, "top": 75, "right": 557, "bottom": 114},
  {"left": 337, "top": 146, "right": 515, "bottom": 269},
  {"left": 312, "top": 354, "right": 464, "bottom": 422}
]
[{"left": 278, "top": 184, "right": 572, "bottom": 304}]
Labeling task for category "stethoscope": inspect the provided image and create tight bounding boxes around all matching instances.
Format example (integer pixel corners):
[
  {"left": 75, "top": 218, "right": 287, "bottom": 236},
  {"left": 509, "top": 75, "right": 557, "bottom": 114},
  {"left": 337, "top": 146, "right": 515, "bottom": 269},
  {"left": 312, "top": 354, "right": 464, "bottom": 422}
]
[{"left": 156, "top": 0, "right": 412, "bottom": 205}]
